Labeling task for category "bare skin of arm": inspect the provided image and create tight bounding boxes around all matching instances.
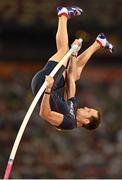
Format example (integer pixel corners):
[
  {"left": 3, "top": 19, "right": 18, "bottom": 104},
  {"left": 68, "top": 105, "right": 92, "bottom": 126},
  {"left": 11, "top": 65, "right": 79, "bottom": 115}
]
[
  {"left": 40, "top": 76, "right": 64, "bottom": 127},
  {"left": 64, "top": 56, "right": 77, "bottom": 100},
  {"left": 64, "top": 39, "right": 82, "bottom": 100},
  {"left": 40, "top": 40, "right": 82, "bottom": 126}
]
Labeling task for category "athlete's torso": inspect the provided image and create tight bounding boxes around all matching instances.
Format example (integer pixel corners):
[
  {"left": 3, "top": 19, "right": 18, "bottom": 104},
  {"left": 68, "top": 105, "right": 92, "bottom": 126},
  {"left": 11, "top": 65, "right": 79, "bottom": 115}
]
[
  {"left": 31, "top": 60, "right": 77, "bottom": 130},
  {"left": 50, "top": 92, "right": 77, "bottom": 130}
]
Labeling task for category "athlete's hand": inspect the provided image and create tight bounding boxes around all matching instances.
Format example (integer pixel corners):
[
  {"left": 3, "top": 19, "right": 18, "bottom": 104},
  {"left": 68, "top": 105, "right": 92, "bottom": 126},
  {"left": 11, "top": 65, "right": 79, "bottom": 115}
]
[
  {"left": 71, "top": 39, "right": 82, "bottom": 56},
  {"left": 45, "top": 75, "right": 54, "bottom": 89}
]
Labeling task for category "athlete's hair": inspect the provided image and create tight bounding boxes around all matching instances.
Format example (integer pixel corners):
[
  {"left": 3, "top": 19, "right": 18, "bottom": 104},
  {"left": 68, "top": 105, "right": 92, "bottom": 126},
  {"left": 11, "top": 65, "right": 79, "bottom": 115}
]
[{"left": 83, "top": 111, "right": 101, "bottom": 130}]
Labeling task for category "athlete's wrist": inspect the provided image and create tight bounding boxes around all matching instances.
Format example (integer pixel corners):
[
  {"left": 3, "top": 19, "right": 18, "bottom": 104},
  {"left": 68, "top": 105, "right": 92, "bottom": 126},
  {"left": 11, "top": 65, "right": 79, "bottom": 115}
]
[
  {"left": 71, "top": 54, "right": 77, "bottom": 58},
  {"left": 45, "top": 91, "right": 51, "bottom": 95},
  {"left": 45, "top": 87, "right": 51, "bottom": 94}
]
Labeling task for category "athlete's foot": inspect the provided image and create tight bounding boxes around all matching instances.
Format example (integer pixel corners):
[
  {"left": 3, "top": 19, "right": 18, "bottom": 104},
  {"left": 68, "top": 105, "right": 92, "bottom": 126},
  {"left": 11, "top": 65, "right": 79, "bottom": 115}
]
[
  {"left": 57, "top": 6, "right": 83, "bottom": 19},
  {"left": 96, "top": 33, "right": 115, "bottom": 53}
]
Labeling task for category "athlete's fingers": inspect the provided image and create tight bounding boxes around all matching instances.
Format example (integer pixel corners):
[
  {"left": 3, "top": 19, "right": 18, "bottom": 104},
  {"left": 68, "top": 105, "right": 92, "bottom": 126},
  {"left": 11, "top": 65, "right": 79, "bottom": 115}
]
[
  {"left": 72, "top": 39, "right": 82, "bottom": 47},
  {"left": 45, "top": 75, "right": 54, "bottom": 87}
]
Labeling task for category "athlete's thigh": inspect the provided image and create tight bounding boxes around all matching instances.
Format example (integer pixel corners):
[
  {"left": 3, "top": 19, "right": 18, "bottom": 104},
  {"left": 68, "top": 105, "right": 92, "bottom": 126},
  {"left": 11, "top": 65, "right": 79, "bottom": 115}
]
[{"left": 49, "top": 48, "right": 69, "bottom": 65}]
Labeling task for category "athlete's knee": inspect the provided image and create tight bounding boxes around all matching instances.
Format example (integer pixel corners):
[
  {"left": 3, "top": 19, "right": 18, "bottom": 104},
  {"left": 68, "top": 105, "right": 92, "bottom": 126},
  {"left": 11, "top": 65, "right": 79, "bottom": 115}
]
[
  {"left": 56, "top": 36, "right": 69, "bottom": 52},
  {"left": 75, "top": 69, "right": 82, "bottom": 81},
  {"left": 58, "top": 46, "right": 69, "bottom": 54}
]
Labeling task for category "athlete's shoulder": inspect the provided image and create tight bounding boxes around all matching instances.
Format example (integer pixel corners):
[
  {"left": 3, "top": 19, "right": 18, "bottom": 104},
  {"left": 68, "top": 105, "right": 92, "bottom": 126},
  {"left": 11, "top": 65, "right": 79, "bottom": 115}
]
[{"left": 56, "top": 114, "right": 76, "bottom": 130}]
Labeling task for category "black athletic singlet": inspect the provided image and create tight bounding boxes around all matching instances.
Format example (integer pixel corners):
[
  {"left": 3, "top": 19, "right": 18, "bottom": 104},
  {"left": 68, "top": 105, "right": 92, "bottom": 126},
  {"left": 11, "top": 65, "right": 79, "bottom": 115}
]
[{"left": 31, "top": 60, "right": 77, "bottom": 130}]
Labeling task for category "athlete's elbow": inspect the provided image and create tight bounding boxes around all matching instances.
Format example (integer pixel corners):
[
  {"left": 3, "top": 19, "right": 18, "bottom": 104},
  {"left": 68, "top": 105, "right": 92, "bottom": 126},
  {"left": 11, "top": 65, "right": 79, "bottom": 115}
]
[{"left": 39, "top": 109, "right": 50, "bottom": 119}]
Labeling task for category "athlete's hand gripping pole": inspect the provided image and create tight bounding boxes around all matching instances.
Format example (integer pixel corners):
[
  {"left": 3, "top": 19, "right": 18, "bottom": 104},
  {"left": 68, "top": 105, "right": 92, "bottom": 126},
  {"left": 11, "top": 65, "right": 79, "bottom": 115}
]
[{"left": 3, "top": 38, "right": 83, "bottom": 180}]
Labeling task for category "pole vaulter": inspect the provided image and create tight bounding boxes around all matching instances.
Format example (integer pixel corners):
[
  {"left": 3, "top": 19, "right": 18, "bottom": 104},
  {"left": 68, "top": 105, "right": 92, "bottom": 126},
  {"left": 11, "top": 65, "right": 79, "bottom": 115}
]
[{"left": 3, "top": 39, "right": 83, "bottom": 180}]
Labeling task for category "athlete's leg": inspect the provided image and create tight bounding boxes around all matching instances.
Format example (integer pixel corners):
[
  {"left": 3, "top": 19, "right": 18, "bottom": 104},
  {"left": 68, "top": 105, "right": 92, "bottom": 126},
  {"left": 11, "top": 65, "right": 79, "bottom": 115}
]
[
  {"left": 75, "top": 41, "right": 100, "bottom": 80},
  {"left": 75, "top": 33, "right": 115, "bottom": 80},
  {"left": 64, "top": 57, "right": 77, "bottom": 100},
  {"left": 31, "top": 14, "right": 69, "bottom": 96},
  {"left": 49, "top": 7, "right": 83, "bottom": 67},
  {"left": 49, "top": 15, "right": 69, "bottom": 67},
  {"left": 31, "top": 7, "right": 83, "bottom": 95}
]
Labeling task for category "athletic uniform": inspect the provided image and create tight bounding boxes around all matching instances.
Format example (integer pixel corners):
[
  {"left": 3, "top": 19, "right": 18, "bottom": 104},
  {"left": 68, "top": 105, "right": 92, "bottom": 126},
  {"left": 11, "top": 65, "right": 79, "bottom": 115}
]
[{"left": 31, "top": 61, "right": 77, "bottom": 130}]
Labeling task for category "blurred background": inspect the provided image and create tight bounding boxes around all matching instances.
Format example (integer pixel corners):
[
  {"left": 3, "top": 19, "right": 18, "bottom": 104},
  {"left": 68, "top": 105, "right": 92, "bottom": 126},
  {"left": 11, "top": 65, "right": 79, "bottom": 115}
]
[{"left": 0, "top": 0, "right": 122, "bottom": 179}]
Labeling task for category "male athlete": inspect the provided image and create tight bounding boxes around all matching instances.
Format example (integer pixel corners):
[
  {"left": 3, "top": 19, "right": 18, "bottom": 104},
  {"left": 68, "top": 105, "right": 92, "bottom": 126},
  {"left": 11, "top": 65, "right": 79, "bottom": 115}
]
[{"left": 31, "top": 7, "right": 114, "bottom": 130}]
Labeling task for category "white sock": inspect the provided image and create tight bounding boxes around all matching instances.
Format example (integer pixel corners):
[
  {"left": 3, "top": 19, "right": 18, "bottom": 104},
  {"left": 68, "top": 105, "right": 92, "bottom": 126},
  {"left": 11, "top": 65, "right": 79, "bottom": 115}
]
[
  {"left": 96, "top": 37, "right": 107, "bottom": 47},
  {"left": 58, "top": 8, "right": 68, "bottom": 16}
]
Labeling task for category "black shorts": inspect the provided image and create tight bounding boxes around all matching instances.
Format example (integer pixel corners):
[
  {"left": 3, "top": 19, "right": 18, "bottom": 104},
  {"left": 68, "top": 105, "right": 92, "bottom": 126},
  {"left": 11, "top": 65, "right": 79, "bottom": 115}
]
[{"left": 31, "top": 60, "right": 65, "bottom": 97}]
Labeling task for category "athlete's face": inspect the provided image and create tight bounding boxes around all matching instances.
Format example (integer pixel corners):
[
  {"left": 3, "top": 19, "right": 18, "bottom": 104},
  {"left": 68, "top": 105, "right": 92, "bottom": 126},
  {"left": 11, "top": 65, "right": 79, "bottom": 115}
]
[{"left": 77, "top": 107, "right": 98, "bottom": 125}]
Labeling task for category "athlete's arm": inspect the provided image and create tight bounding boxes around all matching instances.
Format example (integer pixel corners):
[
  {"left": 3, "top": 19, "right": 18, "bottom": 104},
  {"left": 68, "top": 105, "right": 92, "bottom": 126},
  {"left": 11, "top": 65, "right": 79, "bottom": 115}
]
[
  {"left": 64, "top": 56, "right": 77, "bottom": 100},
  {"left": 64, "top": 39, "right": 82, "bottom": 100},
  {"left": 39, "top": 76, "right": 64, "bottom": 126}
]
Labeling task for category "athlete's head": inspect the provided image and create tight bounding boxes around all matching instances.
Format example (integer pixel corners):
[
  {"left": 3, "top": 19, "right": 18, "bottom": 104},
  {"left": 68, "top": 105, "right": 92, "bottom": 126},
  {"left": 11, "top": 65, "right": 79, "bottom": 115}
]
[{"left": 76, "top": 107, "right": 101, "bottom": 130}]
